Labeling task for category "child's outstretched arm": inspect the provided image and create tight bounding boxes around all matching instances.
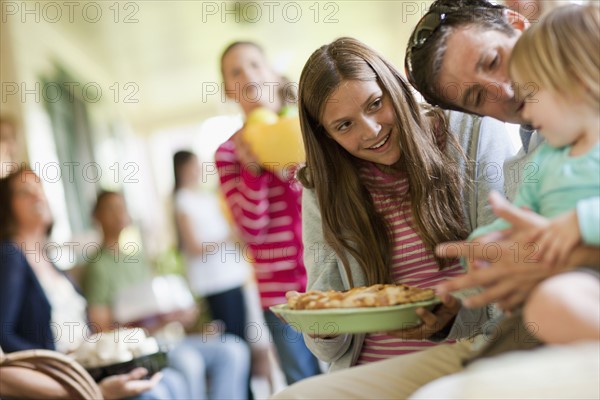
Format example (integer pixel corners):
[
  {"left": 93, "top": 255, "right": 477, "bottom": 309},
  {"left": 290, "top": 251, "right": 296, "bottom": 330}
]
[
  {"left": 490, "top": 194, "right": 600, "bottom": 268},
  {"left": 436, "top": 197, "right": 600, "bottom": 312}
]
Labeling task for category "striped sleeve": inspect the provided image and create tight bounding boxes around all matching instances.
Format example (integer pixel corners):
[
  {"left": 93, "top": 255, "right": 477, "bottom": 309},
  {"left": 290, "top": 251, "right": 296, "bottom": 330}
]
[{"left": 215, "top": 140, "right": 271, "bottom": 242}]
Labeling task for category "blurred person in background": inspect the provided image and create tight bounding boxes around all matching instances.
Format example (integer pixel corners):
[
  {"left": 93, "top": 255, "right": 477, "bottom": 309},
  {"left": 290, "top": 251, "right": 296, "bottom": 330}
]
[
  {"left": 0, "top": 116, "right": 19, "bottom": 178},
  {"left": 173, "top": 149, "right": 276, "bottom": 396},
  {"left": 215, "top": 41, "right": 322, "bottom": 385},
  {"left": 83, "top": 190, "right": 251, "bottom": 399},
  {"left": 0, "top": 167, "right": 165, "bottom": 399},
  {"left": 172, "top": 150, "right": 250, "bottom": 341}
]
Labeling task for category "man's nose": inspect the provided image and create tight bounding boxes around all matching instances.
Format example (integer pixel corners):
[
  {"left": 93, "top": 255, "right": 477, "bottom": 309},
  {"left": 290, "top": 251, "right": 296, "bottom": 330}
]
[{"left": 488, "top": 80, "right": 515, "bottom": 102}]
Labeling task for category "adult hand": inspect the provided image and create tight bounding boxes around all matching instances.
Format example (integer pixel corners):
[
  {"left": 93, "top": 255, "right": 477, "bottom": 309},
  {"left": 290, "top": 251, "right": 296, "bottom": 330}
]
[
  {"left": 161, "top": 305, "right": 199, "bottom": 328},
  {"left": 385, "top": 293, "right": 460, "bottom": 340},
  {"left": 232, "top": 129, "right": 262, "bottom": 176},
  {"left": 436, "top": 249, "right": 553, "bottom": 312},
  {"left": 99, "top": 367, "right": 162, "bottom": 400},
  {"left": 490, "top": 193, "right": 581, "bottom": 268},
  {"left": 436, "top": 192, "right": 561, "bottom": 312}
]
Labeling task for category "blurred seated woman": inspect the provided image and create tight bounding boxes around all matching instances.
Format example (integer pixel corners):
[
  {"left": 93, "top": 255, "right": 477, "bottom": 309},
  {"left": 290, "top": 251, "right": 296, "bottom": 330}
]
[
  {"left": 0, "top": 344, "right": 159, "bottom": 400},
  {"left": 0, "top": 167, "right": 194, "bottom": 399}
]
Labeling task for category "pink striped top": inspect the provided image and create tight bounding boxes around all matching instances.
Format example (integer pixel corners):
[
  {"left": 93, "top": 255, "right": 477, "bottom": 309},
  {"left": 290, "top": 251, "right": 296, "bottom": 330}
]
[
  {"left": 215, "top": 138, "right": 307, "bottom": 309},
  {"left": 356, "top": 162, "right": 464, "bottom": 365}
]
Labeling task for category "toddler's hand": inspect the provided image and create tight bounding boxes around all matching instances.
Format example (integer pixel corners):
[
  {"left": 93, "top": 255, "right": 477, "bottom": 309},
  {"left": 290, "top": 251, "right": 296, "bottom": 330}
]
[
  {"left": 528, "top": 210, "right": 581, "bottom": 268},
  {"left": 487, "top": 192, "right": 583, "bottom": 268}
]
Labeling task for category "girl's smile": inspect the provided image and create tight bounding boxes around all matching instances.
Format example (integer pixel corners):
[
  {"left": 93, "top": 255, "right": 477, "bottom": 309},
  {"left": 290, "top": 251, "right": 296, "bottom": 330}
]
[{"left": 322, "top": 80, "right": 401, "bottom": 166}]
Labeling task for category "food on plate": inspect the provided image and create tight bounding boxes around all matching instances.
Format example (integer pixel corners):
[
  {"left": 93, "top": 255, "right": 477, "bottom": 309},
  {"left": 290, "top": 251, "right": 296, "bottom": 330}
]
[
  {"left": 286, "top": 284, "right": 435, "bottom": 310},
  {"left": 73, "top": 328, "right": 159, "bottom": 368},
  {"left": 72, "top": 328, "right": 168, "bottom": 382}
]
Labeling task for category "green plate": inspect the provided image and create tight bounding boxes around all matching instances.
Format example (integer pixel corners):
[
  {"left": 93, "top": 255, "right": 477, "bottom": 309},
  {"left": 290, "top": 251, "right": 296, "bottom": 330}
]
[{"left": 270, "top": 298, "right": 441, "bottom": 335}]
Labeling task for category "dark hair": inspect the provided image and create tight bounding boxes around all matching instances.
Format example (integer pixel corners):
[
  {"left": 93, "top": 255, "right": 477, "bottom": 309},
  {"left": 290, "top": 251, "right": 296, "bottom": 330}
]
[
  {"left": 0, "top": 166, "right": 52, "bottom": 241},
  {"left": 0, "top": 115, "right": 17, "bottom": 134},
  {"left": 172, "top": 150, "right": 196, "bottom": 192},
  {"left": 92, "top": 190, "right": 121, "bottom": 216},
  {"left": 220, "top": 41, "right": 298, "bottom": 107},
  {"left": 172, "top": 150, "right": 199, "bottom": 252},
  {"left": 405, "top": 0, "right": 515, "bottom": 111}
]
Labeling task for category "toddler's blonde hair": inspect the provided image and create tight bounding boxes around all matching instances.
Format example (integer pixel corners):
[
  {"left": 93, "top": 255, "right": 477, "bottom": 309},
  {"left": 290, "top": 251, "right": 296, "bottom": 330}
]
[{"left": 510, "top": 4, "right": 600, "bottom": 110}]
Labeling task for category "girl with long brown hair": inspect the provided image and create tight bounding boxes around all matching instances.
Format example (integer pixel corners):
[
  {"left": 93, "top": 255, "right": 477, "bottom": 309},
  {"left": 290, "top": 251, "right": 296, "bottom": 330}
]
[{"left": 295, "top": 37, "right": 514, "bottom": 370}]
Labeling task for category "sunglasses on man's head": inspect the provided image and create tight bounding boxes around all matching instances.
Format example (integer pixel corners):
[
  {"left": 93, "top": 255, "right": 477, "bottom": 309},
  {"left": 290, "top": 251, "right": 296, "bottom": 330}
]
[
  {"left": 410, "top": 9, "right": 455, "bottom": 50},
  {"left": 404, "top": 7, "right": 455, "bottom": 82},
  {"left": 404, "top": 5, "right": 503, "bottom": 83}
]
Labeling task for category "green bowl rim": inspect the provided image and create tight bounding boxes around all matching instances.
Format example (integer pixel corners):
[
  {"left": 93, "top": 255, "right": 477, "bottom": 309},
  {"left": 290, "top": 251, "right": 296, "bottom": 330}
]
[{"left": 270, "top": 297, "right": 440, "bottom": 315}]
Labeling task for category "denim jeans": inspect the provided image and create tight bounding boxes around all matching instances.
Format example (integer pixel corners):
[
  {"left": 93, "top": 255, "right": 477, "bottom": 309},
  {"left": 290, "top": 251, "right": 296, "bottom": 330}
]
[
  {"left": 168, "top": 333, "right": 251, "bottom": 399},
  {"left": 133, "top": 367, "right": 189, "bottom": 399},
  {"left": 263, "top": 309, "right": 322, "bottom": 385},
  {"left": 132, "top": 333, "right": 250, "bottom": 399}
]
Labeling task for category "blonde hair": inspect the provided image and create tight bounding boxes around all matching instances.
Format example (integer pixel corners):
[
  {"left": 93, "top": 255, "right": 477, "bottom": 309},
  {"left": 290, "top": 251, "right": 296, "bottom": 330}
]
[{"left": 509, "top": 4, "right": 600, "bottom": 110}]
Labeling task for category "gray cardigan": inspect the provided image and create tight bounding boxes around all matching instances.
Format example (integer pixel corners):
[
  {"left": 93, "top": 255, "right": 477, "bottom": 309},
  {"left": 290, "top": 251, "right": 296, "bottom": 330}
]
[{"left": 301, "top": 111, "right": 516, "bottom": 371}]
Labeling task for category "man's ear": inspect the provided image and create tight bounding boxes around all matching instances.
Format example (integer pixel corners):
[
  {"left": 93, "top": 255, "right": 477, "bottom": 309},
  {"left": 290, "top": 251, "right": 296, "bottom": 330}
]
[{"left": 503, "top": 9, "right": 531, "bottom": 32}]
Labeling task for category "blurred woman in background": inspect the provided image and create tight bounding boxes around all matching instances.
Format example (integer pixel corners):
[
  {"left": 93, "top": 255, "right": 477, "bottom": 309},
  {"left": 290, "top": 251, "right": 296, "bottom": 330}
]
[
  {"left": 0, "top": 167, "right": 163, "bottom": 399},
  {"left": 173, "top": 150, "right": 250, "bottom": 341},
  {"left": 215, "top": 41, "right": 321, "bottom": 384}
]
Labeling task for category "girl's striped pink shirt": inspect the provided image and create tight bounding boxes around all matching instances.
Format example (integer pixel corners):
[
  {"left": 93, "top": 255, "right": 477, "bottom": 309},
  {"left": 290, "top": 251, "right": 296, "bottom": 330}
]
[{"left": 356, "top": 162, "right": 463, "bottom": 365}]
